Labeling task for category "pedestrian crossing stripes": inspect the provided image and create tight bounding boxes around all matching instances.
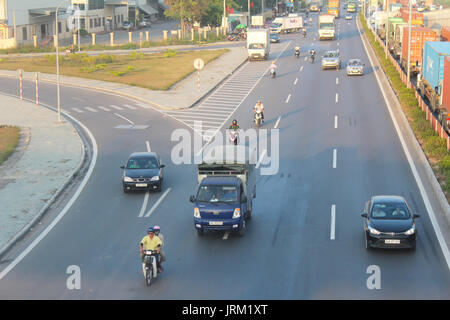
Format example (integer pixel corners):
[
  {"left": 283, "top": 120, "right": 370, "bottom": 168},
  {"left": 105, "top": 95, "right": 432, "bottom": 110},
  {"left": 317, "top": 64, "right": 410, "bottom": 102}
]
[
  {"left": 69, "top": 103, "right": 151, "bottom": 114},
  {"left": 159, "top": 60, "right": 272, "bottom": 140}
]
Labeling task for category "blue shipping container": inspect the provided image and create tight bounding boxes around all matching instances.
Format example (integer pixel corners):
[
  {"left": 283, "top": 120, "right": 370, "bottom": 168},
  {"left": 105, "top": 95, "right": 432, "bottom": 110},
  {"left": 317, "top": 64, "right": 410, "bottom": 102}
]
[{"left": 423, "top": 42, "right": 450, "bottom": 95}]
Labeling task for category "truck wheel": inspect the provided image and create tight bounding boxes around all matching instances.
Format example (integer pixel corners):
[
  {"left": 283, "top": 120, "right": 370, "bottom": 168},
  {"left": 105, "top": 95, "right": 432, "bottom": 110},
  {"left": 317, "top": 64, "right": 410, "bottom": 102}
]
[{"left": 238, "top": 220, "right": 246, "bottom": 237}]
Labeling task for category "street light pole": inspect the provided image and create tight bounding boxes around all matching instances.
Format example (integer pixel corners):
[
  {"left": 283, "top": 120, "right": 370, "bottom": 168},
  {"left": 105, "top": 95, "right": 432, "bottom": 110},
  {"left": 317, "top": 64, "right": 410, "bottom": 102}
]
[
  {"left": 385, "top": 2, "right": 389, "bottom": 59},
  {"left": 55, "top": 0, "right": 68, "bottom": 123},
  {"left": 406, "top": 0, "right": 412, "bottom": 88}
]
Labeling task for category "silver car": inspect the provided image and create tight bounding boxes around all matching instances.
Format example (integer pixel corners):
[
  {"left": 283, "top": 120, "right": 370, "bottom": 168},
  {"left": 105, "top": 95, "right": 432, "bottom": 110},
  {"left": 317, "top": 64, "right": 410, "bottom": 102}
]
[
  {"left": 321, "top": 50, "right": 341, "bottom": 70},
  {"left": 346, "top": 59, "right": 365, "bottom": 76}
]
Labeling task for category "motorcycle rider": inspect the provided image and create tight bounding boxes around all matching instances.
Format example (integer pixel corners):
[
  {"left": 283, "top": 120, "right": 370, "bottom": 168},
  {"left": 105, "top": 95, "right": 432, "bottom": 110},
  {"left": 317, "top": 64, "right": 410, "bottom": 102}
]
[
  {"left": 140, "top": 227, "right": 163, "bottom": 273},
  {"left": 153, "top": 225, "right": 166, "bottom": 263},
  {"left": 294, "top": 45, "right": 301, "bottom": 57},
  {"left": 254, "top": 100, "right": 265, "bottom": 123},
  {"left": 229, "top": 119, "right": 240, "bottom": 130},
  {"left": 269, "top": 61, "right": 277, "bottom": 76},
  {"left": 302, "top": 27, "right": 307, "bottom": 37},
  {"left": 309, "top": 48, "right": 316, "bottom": 62}
]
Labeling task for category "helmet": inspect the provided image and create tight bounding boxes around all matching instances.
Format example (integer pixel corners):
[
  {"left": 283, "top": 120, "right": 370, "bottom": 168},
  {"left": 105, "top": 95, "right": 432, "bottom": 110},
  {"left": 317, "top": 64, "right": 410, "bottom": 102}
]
[
  {"left": 147, "top": 227, "right": 154, "bottom": 233},
  {"left": 232, "top": 119, "right": 237, "bottom": 125},
  {"left": 153, "top": 225, "right": 160, "bottom": 232}
]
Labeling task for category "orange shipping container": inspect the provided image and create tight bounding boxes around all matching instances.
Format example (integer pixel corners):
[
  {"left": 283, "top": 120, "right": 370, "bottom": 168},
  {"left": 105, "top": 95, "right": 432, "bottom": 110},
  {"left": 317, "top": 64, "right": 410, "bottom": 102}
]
[
  {"left": 442, "top": 26, "right": 450, "bottom": 41},
  {"left": 400, "top": 8, "right": 423, "bottom": 25},
  {"left": 329, "top": 0, "right": 340, "bottom": 7},
  {"left": 443, "top": 57, "right": 450, "bottom": 118},
  {"left": 401, "top": 27, "right": 438, "bottom": 72}
]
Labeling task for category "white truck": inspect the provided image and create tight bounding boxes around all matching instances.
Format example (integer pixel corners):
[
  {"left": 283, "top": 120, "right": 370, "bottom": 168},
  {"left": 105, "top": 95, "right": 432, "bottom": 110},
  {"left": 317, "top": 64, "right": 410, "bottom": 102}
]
[
  {"left": 271, "top": 16, "right": 303, "bottom": 34},
  {"left": 247, "top": 29, "right": 270, "bottom": 61},
  {"left": 318, "top": 14, "right": 335, "bottom": 40}
]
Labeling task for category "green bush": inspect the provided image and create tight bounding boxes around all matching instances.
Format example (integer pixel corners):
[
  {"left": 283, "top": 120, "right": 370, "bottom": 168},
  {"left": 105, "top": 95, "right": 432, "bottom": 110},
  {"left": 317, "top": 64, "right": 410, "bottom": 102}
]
[
  {"left": 164, "top": 49, "right": 177, "bottom": 58},
  {"left": 425, "top": 136, "right": 448, "bottom": 157},
  {"left": 97, "top": 54, "right": 114, "bottom": 64}
]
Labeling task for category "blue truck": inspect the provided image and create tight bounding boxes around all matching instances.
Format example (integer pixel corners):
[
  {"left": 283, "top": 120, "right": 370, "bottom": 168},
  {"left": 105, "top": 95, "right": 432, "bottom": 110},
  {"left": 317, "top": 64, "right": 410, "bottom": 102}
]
[
  {"left": 418, "top": 42, "right": 450, "bottom": 123},
  {"left": 189, "top": 145, "right": 256, "bottom": 237}
]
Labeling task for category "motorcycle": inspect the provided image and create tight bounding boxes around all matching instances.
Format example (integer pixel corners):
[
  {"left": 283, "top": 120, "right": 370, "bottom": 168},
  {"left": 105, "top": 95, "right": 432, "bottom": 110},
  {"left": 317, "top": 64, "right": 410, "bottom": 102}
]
[
  {"left": 142, "top": 250, "right": 158, "bottom": 286},
  {"left": 229, "top": 129, "right": 239, "bottom": 146},
  {"left": 310, "top": 53, "right": 315, "bottom": 63},
  {"left": 254, "top": 112, "right": 263, "bottom": 127},
  {"left": 227, "top": 33, "right": 239, "bottom": 41},
  {"left": 295, "top": 48, "right": 300, "bottom": 58},
  {"left": 270, "top": 68, "right": 276, "bottom": 78},
  {"left": 302, "top": 30, "right": 307, "bottom": 38}
]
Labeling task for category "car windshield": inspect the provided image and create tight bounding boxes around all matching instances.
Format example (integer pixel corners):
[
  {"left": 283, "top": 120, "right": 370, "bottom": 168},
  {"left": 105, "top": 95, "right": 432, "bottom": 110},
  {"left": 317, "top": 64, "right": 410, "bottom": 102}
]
[
  {"left": 127, "top": 157, "right": 158, "bottom": 169},
  {"left": 349, "top": 60, "right": 360, "bottom": 66},
  {"left": 370, "top": 202, "right": 411, "bottom": 220},
  {"left": 325, "top": 52, "right": 338, "bottom": 58},
  {"left": 196, "top": 185, "right": 238, "bottom": 203},
  {"left": 249, "top": 43, "right": 265, "bottom": 49}
]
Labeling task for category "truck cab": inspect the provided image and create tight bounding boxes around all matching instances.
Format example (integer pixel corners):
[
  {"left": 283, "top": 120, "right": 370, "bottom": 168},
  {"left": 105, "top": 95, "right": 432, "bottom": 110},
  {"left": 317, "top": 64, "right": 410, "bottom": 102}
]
[{"left": 190, "top": 146, "right": 256, "bottom": 237}]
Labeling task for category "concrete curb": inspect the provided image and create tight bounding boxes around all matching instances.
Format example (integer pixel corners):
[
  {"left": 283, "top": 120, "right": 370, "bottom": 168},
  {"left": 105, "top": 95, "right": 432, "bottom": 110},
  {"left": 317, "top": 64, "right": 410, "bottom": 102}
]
[
  {"left": 0, "top": 95, "right": 90, "bottom": 259},
  {"left": 356, "top": 17, "right": 450, "bottom": 228},
  {"left": 0, "top": 48, "right": 248, "bottom": 111}
]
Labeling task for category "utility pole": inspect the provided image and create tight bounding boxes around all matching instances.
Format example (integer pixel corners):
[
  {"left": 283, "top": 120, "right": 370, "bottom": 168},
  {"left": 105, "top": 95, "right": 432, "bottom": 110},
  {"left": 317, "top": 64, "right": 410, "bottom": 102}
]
[
  {"left": 406, "top": 0, "right": 412, "bottom": 88},
  {"left": 385, "top": 3, "right": 389, "bottom": 59},
  {"left": 248, "top": 0, "right": 251, "bottom": 27}
]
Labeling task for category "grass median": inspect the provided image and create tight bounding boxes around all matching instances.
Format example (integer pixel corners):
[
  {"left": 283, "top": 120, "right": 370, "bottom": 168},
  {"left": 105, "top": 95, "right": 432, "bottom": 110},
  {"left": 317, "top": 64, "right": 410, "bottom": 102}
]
[
  {"left": 0, "top": 49, "right": 228, "bottom": 90},
  {"left": 359, "top": 13, "right": 450, "bottom": 200},
  {"left": 0, "top": 125, "right": 20, "bottom": 165}
]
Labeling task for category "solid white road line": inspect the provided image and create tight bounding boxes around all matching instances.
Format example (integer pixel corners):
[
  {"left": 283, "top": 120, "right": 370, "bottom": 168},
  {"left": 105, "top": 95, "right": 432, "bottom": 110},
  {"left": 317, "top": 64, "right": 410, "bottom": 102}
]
[
  {"left": 114, "top": 113, "right": 134, "bottom": 125},
  {"left": 285, "top": 94, "right": 291, "bottom": 104},
  {"left": 333, "top": 149, "right": 337, "bottom": 168},
  {"left": 294, "top": 78, "right": 298, "bottom": 85},
  {"left": 98, "top": 106, "right": 110, "bottom": 112},
  {"left": 0, "top": 105, "right": 98, "bottom": 281},
  {"left": 144, "top": 188, "right": 172, "bottom": 218},
  {"left": 335, "top": 115, "right": 338, "bottom": 129},
  {"left": 330, "top": 205, "right": 336, "bottom": 240},
  {"left": 138, "top": 192, "right": 150, "bottom": 218},
  {"left": 357, "top": 18, "right": 450, "bottom": 269},
  {"left": 274, "top": 116, "right": 281, "bottom": 129},
  {"left": 146, "top": 140, "right": 151, "bottom": 152}
]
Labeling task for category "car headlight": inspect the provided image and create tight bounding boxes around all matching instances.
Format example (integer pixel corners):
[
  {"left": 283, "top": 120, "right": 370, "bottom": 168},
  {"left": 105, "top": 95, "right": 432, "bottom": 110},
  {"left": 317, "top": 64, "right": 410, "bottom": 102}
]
[
  {"left": 150, "top": 176, "right": 160, "bottom": 181},
  {"left": 404, "top": 227, "right": 415, "bottom": 235},
  {"left": 123, "top": 176, "right": 133, "bottom": 182},
  {"left": 368, "top": 226, "right": 381, "bottom": 235},
  {"left": 194, "top": 207, "right": 201, "bottom": 218},
  {"left": 232, "top": 208, "right": 241, "bottom": 219}
]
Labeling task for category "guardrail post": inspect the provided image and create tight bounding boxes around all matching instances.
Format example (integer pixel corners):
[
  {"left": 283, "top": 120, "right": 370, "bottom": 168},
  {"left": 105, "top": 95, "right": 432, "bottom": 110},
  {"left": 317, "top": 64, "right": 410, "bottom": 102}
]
[
  {"left": 33, "top": 35, "right": 37, "bottom": 47},
  {"left": 145, "top": 31, "right": 149, "bottom": 42},
  {"left": 92, "top": 33, "right": 96, "bottom": 46},
  {"left": 163, "top": 30, "right": 168, "bottom": 41},
  {"left": 128, "top": 31, "right": 132, "bottom": 44},
  {"left": 110, "top": 32, "right": 114, "bottom": 46}
]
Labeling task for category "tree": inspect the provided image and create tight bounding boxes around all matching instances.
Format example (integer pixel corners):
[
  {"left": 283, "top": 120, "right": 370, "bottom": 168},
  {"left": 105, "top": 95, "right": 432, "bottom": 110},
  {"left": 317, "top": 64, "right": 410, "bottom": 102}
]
[{"left": 164, "top": 0, "right": 209, "bottom": 34}]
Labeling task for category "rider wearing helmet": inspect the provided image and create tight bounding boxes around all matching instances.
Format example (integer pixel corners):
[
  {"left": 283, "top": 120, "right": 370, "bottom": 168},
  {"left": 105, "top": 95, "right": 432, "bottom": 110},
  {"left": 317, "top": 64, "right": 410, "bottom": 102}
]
[
  {"left": 153, "top": 225, "right": 166, "bottom": 263},
  {"left": 254, "top": 100, "right": 265, "bottom": 123},
  {"left": 140, "top": 227, "right": 163, "bottom": 272},
  {"left": 229, "top": 119, "right": 240, "bottom": 130}
]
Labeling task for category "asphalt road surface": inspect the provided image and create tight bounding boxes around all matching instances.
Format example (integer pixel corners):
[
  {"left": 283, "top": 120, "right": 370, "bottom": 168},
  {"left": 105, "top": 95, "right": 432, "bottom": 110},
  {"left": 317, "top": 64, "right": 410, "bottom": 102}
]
[{"left": 0, "top": 12, "right": 449, "bottom": 299}]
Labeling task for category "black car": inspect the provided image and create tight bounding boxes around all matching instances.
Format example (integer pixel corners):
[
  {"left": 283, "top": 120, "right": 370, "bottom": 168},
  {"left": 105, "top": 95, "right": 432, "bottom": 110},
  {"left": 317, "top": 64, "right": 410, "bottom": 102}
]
[
  {"left": 361, "top": 195, "right": 420, "bottom": 250},
  {"left": 121, "top": 152, "right": 165, "bottom": 193},
  {"left": 270, "top": 33, "right": 281, "bottom": 43}
]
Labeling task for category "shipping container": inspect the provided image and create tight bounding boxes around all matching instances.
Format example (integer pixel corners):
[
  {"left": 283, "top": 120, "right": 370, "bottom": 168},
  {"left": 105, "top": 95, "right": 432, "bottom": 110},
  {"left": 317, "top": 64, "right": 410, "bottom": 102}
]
[
  {"left": 442, "top": 26, "right": 450, "bottom": 41},
  {"left": 422, "top": 42, "right": 450, "bottom": 94},
  {"left": 400, "top": 8, "right": 424, "bottom": 26},
  {"left": 443, "top": 57, "right": 450, "bottom": 127},
  {"left": 401, "top": 27, "right": 438, "bottom": 74},
  {"left": 419, "top": 42, "right": 450, "bottom": 114},
  {"left": 388, "top": 18, "right": 406, "bottom": 51},
  {"left": 394, "top": 24, "right": 408, "bottom": 58}
]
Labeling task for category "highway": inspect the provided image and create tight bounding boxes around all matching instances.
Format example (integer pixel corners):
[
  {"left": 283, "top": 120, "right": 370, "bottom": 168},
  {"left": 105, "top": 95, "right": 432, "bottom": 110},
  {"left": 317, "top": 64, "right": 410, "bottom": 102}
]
[{"left": 0, "top": 11, "right": 449, "bottom": 299}]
